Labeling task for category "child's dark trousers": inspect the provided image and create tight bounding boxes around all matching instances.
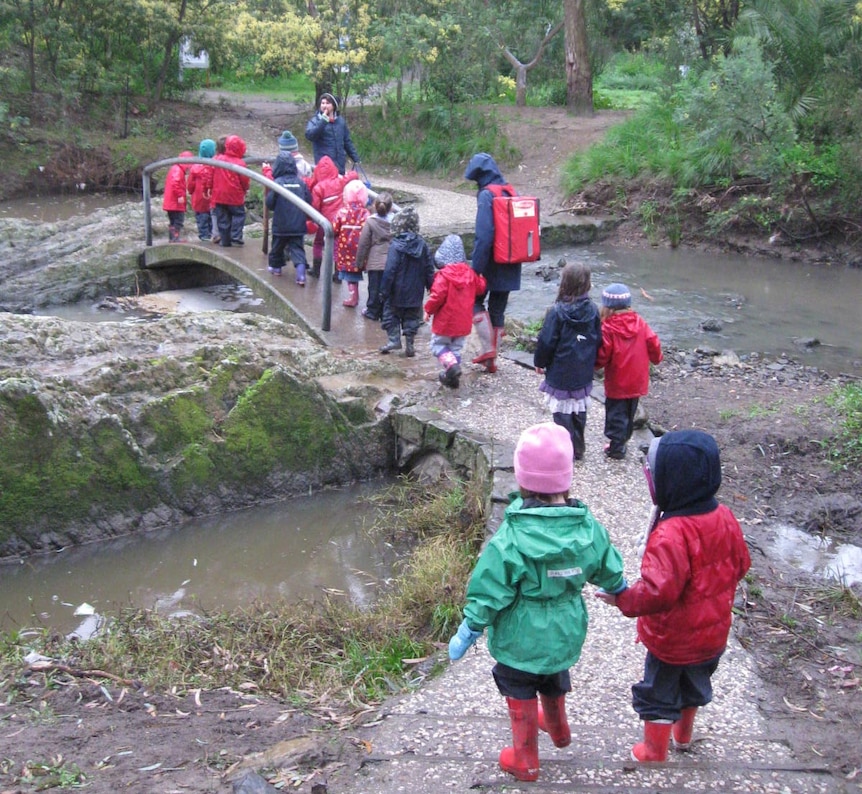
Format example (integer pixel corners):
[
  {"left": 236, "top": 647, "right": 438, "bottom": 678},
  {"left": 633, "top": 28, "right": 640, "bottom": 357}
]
[
  {"left": 492, "top": 661, "right": 571, "bottom": 700},
  {"left": 632, "top": 650, "right": 721, "bottom": 722}
]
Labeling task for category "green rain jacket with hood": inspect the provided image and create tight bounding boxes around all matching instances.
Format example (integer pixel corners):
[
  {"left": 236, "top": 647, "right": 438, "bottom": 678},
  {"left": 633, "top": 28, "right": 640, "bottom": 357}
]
[{"left": 464, "top": 495, "right": 626, "bottom": 675}]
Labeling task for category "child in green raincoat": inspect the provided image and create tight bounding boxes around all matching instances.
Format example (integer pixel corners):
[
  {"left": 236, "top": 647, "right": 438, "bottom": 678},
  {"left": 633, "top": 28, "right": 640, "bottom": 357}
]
[{"left": 448, "top": 422, "right": 627, "bottom": 783}]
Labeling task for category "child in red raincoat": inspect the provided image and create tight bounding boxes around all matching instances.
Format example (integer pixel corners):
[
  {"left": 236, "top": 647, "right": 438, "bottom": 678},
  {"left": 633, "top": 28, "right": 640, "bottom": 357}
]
[
  {"left": 162, "top": 150, "right": 193, "bottom": 242},
  {"left": 308, "top": 155, "right": 357, "bottom": 279},
  {"left": 596, "top": 430, "right": 750, "bottom": 764},
  {"left": 187, "top": 139, "right": 216, "bottom": 242},
  {"left": 332, "top": 179, "right": 370, "bottom": 307},
  {"left": 423, "top": 234, "right": 486, "bottom": 389},
  {"left": 595, "top": 283, "right": 663, "bottom": 460},
  {"left": 212, "top": 134, "right": 249, "bottom": 247}
]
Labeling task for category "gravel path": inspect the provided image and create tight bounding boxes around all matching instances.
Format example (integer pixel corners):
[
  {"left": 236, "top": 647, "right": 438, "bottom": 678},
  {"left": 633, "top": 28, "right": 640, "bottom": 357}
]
[{"left": 326, "top": 356, "right": 839, "bottom": 793}]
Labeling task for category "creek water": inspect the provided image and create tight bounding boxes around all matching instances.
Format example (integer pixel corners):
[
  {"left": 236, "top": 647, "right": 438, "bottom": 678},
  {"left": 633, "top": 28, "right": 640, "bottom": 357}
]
[
  {"left": 0, "top": 483, "right": 396, "bottom": 636},
  {"left": 509, "top": 244, "right": 862, "bottom": 378},
  {"left": 6, "top": 194, "right": 862, "bottom": 637}
]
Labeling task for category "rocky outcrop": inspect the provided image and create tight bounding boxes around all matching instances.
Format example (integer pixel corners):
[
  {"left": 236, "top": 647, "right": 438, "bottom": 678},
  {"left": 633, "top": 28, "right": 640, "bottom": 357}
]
[{"left": 0, "top": 311, "right": 404, "bottom": 558}]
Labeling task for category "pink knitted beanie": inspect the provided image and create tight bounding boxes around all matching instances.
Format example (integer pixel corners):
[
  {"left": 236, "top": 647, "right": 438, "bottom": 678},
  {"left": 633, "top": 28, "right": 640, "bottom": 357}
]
[{"left": 514, "top": 423, "right": 574, "bottom": 494}]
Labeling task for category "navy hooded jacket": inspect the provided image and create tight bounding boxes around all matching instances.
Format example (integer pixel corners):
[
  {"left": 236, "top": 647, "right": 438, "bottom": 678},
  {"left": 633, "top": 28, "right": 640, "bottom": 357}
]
[
  {"left": 265, "top": 155, "right": 312, "bottom": 237},
  {"left": 463, "top": 152, "right": 522, "bottom": 294}
]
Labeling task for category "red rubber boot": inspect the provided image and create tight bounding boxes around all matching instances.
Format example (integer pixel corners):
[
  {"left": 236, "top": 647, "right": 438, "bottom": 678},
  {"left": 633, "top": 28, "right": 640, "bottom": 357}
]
[
  {"left": 483, "top": 326, "right": 505, "bottom": 373},
  {"left": 342, "top": 282, "right": 359, "bottom": 307},
  {"left": 538, "top": 694, "right": 571, "bottom": 748},
  {"left": 499, "top": 697, "right": 540, "bottom": 782},
  {"left": 631, "top": 720, "right": 673, "bottom": 763},
  {"left": 672, "top": 707, "right": 698, "bottom": 750}
]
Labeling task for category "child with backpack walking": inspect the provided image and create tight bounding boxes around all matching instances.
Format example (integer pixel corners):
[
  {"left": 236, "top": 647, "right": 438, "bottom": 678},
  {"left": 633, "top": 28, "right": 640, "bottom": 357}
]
[
  {"left": 449, "top": 422, "right": 627, "bottom": 782},
  {"left": 423, "top": 234, "right": 487, "bottom": 388},
  {"left": 378, "top": 207, "right": 435, "bottom": 357},
  {"left": 162, "top": 150, "right": 193, "bottom": 243},
  {"left": 533, "top": 262, "right": 602, "bottom": 461},
  {"left": 187, "top": 139, "right": 216, "bottom": 242},
  {"left": 264, "top": 153, "right": 312, "bottom": 284},
  {"left": 595, "top": 283, "right": 663, "bottom": 460},
  {"left": 596, "top": 429, "right": 750, "bottom": 763},
  {"left": 332, "top": 179, "right": 370, "bottom": 307},
  {"left": 355, "top": 192, "right": 394, "bottom": 321}
]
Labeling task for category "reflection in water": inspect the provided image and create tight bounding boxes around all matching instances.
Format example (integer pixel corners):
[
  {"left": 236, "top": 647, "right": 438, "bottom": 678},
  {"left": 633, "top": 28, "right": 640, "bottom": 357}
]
[
  {"left": 769, "top": 524, "right": 862, "bottom": 586},
  {"left": 0, "top": 482, "right": 395, "bottom": 635}
]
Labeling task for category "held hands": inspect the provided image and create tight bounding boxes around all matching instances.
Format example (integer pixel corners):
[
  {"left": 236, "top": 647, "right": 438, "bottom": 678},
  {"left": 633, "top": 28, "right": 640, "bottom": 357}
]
[
  {"left": 448, "top": 619, "right": 482, "bottom": 661},
  {"left": 595, "top": 578, "right": 629, "bottom": 607}
]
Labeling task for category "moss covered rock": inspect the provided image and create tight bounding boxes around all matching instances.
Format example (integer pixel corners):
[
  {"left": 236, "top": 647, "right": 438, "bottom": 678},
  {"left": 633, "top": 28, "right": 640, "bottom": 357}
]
[{"left": 0, "top": 312, "right": 398, "bottom": 558}]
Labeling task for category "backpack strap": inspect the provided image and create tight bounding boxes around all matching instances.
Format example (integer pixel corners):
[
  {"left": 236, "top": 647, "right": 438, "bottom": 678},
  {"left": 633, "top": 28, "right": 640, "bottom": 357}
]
[{"left": 485, "top": 183, "right": 517, "bottom": 198}]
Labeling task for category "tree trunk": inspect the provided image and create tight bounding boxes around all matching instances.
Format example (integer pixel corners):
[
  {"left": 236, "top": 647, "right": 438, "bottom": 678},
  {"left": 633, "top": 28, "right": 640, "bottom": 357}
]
[
  {"left": 515, "top": 64, "right": 527, "bottom": 107},
  {"left": 564, "top": 0, "right": 593, "bottom": 115},
  {"left": 499, "top": 20, "right": 563, "bottom": 108},
  {"left": 151, "top": 0, "right": 188, "bottom": 104}
]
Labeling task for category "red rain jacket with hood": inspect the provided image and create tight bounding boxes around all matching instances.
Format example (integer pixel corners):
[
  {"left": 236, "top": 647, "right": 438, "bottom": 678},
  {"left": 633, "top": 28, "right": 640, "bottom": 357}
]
[
  {"left": 161, "top": 153, "right": 193, "bottom": 212},
  {"left": 309, "top": 156, "right": 357, "bottom": 222},
  {"left": 615, "top": 430, "right": 751, "bottom": 665},
  {"left": 595, "top": 310, "right": 663, "bottom": 398},
  {"left": 425, "top": 264, "right": 487, "bottom": 337},
  {"left": 212, "top": 135, "right": 249, "bottom": 206}
]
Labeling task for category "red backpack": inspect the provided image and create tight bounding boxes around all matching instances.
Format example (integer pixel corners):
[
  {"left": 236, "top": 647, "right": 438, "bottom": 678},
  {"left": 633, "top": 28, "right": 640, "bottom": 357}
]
[{"left": 486, "top": 183, "right": 541, "bottom": 264}]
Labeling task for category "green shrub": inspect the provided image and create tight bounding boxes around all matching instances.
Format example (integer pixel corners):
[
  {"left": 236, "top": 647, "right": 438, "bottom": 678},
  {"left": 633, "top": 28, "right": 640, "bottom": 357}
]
[
  {"left": 351, "top": 104, "right": 517, "bottom": 173},
  {"left": 826, "top": 383, "right": 862, "bottom": 468}
]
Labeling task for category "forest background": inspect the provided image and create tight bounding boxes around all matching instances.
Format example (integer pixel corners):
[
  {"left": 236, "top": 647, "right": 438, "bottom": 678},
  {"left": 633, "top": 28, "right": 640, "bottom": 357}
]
[{"left": 1, "top": 0, "right": 862, "bottom": 255}]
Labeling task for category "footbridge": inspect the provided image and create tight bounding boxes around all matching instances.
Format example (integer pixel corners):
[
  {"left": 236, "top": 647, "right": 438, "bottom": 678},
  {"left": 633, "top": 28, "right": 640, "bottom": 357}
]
[
  {"left": 141, "top": 155, "right": 342, "bottom": 341},
  {"left": 139, "top": 156, "right": 608, "bottom": 347},
  {"left": 139, "top": 155, "right": 480, "bottom": 347}
]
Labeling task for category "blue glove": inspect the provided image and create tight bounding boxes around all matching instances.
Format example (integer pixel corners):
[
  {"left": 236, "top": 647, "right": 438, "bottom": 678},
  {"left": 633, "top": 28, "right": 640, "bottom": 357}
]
[{"left": 448, "top": 619, "right": 482, "bottom": 661}]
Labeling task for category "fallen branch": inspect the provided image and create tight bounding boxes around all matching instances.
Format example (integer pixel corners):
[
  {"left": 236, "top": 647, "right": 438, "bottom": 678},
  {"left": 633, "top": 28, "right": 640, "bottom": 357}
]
[{"left": 28, "top": 660, "right": 142, "bottom": 688}]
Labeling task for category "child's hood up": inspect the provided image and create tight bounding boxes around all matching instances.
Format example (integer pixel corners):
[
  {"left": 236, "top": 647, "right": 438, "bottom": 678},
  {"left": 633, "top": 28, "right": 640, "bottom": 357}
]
[
  {"left": 223, "top": 135, "right": 247, "bottom": 158},
  {"left": 313, "top": 155, "right": 339, "bottom": 183},
  {"left": 650, "top": 430, "right": 721, "bottom": 517},
  {"left": 272, "top": 153, "right": 299, "bottom": 180}
]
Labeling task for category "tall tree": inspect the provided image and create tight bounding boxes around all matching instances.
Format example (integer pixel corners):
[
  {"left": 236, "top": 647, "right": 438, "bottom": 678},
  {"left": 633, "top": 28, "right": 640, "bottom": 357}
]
[{"left": 564, "top": 0, "right": 592, "bottom": 114}]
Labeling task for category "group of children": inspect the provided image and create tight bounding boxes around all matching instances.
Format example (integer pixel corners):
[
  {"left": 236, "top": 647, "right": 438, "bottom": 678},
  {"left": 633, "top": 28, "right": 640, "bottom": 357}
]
[
  {"left": 165, "top": 142, "right": 751, "bottom": 783},
  {"left": 162, "top": 135, "right": 255, "bottom": 247}
]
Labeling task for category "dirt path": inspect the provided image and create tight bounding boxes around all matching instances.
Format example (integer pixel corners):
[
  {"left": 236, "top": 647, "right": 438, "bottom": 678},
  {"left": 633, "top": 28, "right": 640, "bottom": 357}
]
[{"left": 192, "top": 91, "right": 631, "bottom": 214}]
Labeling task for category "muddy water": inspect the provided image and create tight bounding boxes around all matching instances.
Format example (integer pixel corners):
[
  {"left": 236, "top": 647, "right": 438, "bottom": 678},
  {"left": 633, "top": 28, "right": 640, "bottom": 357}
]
[
  {"left": 509, "top": 245, "right": 862, "bottom": 377},
  {"left": 769, "top": 524, "right": 862, "bottom": 587},
  {"left": 0, "top": 482, "right": 396, "bottom": 636}
]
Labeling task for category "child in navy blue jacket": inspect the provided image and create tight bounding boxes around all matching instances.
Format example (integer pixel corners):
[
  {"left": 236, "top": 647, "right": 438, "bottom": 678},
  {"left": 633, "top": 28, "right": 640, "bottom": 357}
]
[
  {"left": 533, "top": 263, "right": 602, "bottom": 461},
  {"left": 265, "top": 155, "right": 312, "bottom": 284}
]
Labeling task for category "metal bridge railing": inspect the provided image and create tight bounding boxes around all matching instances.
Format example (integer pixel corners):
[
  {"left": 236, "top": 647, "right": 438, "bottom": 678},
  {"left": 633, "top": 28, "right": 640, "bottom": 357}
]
[{"left": 143, "top": 156, "right": 344, "bottom": 330}]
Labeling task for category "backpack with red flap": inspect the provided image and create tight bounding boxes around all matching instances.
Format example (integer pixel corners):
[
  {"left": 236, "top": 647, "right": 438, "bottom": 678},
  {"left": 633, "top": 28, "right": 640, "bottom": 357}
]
[{"left": 486, "top": 183, "right": 541, "bottom": 264}]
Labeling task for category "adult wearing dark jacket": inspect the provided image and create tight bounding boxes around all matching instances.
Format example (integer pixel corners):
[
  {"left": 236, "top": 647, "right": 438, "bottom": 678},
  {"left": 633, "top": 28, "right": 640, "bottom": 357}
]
[
  {"left": 378, "top": 207, "right": 435, "bottom": 358},
  {"left": 265, "top": 155, "right": 312, "bottom": 284},
  {"left": 305, "top": 93, "right": 360, "bottom": 175},
  {"left": 464, "top": 152, "right": 523, "bottom": 373}
]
